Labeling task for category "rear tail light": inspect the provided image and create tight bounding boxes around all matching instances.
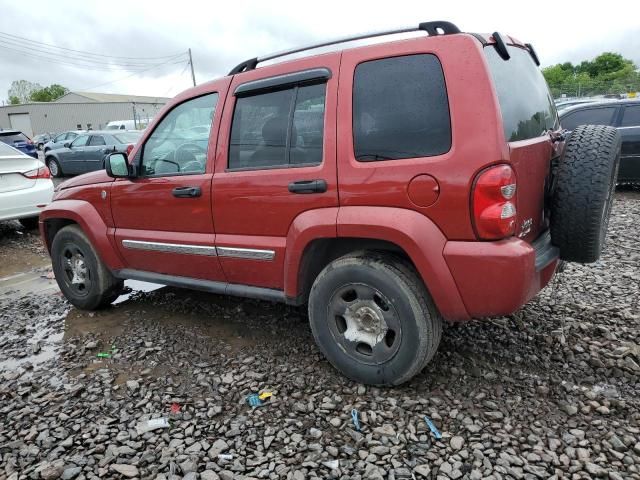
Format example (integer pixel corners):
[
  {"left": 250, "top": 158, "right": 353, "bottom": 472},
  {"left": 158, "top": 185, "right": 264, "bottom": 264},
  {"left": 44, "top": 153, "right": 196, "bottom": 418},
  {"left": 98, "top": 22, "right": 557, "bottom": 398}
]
[
  {"left": 126, "top": 144, "right": 134, "bottom": 155},
  {"left": 22, "top": 165, "right": 51, "bottom": 179},
  {"left": 472, "top": 164, "right": 517, "bottom": 240}
]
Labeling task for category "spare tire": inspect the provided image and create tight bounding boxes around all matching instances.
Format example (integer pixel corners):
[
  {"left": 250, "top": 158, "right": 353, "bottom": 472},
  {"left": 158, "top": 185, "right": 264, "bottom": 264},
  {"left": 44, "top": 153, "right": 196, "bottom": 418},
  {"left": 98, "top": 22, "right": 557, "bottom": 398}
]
[{"left": 550, "top": 124, "right": 621, "bottom": 263}]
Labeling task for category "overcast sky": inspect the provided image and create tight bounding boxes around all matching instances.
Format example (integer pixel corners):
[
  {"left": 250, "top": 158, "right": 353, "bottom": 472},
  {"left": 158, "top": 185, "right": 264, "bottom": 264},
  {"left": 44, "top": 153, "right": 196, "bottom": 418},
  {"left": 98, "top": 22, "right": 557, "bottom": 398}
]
[{"left": 1, "top": 0, "right": 639, "bottom": 103}]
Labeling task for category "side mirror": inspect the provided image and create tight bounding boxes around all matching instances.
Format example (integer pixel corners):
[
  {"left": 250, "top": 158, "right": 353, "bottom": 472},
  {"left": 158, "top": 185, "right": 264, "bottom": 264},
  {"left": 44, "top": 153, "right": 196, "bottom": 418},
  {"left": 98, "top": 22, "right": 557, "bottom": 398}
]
[
  {"left": 64, "top": 142, "right": 71, "bottom": 148},
  {"left": 105, "top": 152, "right": 135, "bottom": 178}
]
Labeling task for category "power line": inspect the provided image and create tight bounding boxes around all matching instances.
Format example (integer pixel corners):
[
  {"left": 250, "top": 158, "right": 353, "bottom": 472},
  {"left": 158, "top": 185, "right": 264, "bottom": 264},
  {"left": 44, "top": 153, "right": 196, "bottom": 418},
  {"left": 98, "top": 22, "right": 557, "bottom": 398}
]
[
  {"left": 0, "top": 30, "right": 185, "bottom": 61},
  {"left": 82, "top": 58, "right": 189, "bottom": 92},
  {"left": 162, "top": 61, "right": 193, "bottom": 96}
]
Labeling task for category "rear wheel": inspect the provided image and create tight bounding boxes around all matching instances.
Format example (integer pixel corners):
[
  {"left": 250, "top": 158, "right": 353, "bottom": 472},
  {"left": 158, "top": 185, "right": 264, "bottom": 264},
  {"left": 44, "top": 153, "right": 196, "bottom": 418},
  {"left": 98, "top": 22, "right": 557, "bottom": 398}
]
[
  {"left": 308, "top": 251, "right": 442, "bottom": 386},
  {"left": 551, "top": 125, "right": 621, "bottom": 263},
  {"left": 51, "top": 225, "right": 123, "bottom": 310},
  {"left": 19, "top": 217, "right": 39, "bottom": 230},
  {"left": 47, "top": 158, "right": 63, "bottom": 178}
]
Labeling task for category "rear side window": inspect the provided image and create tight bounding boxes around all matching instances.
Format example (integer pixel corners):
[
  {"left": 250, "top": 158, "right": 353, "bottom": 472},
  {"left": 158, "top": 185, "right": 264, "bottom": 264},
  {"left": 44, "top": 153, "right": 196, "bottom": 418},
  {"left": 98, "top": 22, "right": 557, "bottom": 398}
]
[
  {"left": 485, "top": 45, "right": 558, "bottom": 141},
  {"left": 621, "top": 105, "right": 640, "bottom": 127},
  {"left": 229, "top": 83, "right": 326, "bottom": 170},
  {"left": 561, "top": 107, "right": 617, "bottom": 131},
  {"left": 353, "top": 54, "right": 451, "bottom": 161},
  {"left": 88, "top": 135, "right": 105, "bottom": 146}
]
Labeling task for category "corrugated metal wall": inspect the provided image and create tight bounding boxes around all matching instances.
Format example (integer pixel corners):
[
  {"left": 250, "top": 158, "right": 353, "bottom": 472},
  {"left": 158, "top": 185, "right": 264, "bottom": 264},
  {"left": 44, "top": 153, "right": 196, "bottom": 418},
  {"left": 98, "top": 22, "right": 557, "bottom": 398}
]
[{"left": 0, "top": 101, "right": 166, "bottom": 135}]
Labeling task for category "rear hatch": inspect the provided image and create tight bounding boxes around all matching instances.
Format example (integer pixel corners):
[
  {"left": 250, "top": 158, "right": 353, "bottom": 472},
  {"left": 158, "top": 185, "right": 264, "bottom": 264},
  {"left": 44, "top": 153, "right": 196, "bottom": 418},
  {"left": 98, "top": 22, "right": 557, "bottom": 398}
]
[
  {"left": 0, "top": 145, "right": 40, "bottom": 193},
  {"left": 484, "top": 42, "right": 559, "bottom": 242},
  {"left": 0, "top": 132, "right": 36, "bottom": 155}
]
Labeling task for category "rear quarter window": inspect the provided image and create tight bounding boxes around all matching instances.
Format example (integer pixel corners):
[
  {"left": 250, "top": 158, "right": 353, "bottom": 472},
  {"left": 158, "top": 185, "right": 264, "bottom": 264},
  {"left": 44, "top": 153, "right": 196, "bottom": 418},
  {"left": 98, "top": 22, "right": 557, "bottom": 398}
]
[
  {"left": 353, "top": 54, "right": 451, "bottom": 161},
  {"left": 485, "top": 45, "right": 558, "bottom": 141}
]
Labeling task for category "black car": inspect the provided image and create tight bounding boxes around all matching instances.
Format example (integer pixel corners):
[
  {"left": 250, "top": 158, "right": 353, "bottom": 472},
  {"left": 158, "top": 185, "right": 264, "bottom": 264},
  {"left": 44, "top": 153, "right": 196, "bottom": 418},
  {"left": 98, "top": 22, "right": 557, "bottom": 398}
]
[
  {"left": 559, "top": 100, "right": 640, "bottom": 183},
  {"left": 44, "top": 131, "right": 142, "bottom": 177}
]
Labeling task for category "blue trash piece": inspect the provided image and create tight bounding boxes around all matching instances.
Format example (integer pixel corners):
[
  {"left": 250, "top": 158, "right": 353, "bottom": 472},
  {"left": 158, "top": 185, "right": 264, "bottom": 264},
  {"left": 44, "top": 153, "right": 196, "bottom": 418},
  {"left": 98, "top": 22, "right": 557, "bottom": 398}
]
[
  {"left": 351, "top": 408, "right": 361, "bottom": 431},
  {"left": 247, "top": 394, "right": 263, "bottom": 407},
  {"left": 424, "top": 416, "right": 442, "bottom": 439}
]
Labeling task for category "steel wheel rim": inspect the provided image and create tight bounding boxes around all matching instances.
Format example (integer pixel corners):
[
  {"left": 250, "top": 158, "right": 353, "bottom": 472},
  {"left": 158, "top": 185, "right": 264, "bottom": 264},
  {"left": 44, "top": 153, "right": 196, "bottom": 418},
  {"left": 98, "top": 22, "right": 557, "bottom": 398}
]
[
  {"left": 60, "top": 243, "right": 91, "bottom": 297},
  {"left": 327, "top": 283, "right": 402, "bottom": 365}
]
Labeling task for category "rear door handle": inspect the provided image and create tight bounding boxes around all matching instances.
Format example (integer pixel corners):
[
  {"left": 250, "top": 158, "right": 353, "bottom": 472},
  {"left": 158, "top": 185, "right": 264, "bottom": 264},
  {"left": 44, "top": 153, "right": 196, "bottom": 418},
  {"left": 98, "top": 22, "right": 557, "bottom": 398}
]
[
  {"left": 288, "top": 179, "right": 327, "bottom": 194},
  {"left": 172, "top": 186, "right": 201, "bottom": 198}
]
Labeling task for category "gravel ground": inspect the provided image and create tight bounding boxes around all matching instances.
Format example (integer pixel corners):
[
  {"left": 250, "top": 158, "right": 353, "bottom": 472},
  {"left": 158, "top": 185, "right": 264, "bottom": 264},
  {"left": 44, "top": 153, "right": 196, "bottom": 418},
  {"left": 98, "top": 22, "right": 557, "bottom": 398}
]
[{"left": 0, "top": 190, "right": 639, "bottom": 480}]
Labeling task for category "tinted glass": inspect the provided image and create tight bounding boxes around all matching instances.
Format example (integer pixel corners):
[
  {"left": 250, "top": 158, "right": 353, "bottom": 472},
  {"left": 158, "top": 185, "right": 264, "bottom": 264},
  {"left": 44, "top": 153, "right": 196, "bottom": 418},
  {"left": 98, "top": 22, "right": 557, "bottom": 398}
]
[
  {"left": 0, "top": 132, "right": 28, "bottom": 143},
  {"left": 142, "top": 93, "right": 218, "bottom": 176},
  {"left": 114, "top": 132, "right": 142, "bottom": 144},
  {"left": 485, "top": 46, "right": 558, "bottom": 141},
  {"left": 621, "top": 105, "right": 640, "bottom": 127},
  {"left": 353, "top": 54, "right": 451, "bottom": 161},
  {"left": 71, "top": 135, "right": 89, "bottom": 147},
  {"left": 88, "top": 135, "right": 106, "bottom": 146},
  {"left": 229, "top": 88, "right": 294, "bottom": 169},
  {"left": 291, "top": 83, "right": 325, "bottom": 165},
  {"left": 561, "top": 107, "right": 616, "bottom": 131}
]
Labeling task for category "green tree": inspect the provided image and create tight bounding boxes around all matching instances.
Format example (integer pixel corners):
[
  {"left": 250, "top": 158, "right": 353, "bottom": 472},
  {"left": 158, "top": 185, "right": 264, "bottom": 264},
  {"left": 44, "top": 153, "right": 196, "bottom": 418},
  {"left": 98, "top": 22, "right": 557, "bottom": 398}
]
[
  {"left": 9, "top": 95, "right": 20, "bottom": 105},
  {"left": 30, "top": 84, "right": 69, "bottom": 102}
]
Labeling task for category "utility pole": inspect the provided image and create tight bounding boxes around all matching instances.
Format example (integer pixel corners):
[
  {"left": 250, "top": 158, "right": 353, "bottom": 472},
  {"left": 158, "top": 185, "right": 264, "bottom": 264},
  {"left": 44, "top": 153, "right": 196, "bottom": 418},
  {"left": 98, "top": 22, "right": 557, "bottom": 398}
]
[{"left": 188, "top": 48, "right": 196, "bottom": 87}]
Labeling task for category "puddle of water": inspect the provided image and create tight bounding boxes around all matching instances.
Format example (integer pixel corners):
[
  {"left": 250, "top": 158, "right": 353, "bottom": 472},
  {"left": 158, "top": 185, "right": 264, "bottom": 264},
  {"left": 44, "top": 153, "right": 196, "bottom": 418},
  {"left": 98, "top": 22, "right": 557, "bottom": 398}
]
[
  {"left": 114, "top": 279, "right": 163, "bottom": 304},
  {"left": 0, "top": 331, "right": 63, "bottom": 372}
]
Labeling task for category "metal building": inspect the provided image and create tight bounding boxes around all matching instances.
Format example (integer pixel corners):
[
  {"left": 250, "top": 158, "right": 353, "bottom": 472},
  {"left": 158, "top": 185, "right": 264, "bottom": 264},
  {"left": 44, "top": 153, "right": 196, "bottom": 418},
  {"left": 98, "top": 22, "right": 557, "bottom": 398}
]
[{"left": 0, "top": 92, "right": 170, "bottom": 137}]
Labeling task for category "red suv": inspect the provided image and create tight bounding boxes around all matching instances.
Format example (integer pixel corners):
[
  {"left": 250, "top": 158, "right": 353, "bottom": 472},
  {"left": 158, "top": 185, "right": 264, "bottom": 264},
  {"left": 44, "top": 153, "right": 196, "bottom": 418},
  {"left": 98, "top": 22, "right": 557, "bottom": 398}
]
[{"left": 40, "top": 22, "right": 621, "bottom": 385}]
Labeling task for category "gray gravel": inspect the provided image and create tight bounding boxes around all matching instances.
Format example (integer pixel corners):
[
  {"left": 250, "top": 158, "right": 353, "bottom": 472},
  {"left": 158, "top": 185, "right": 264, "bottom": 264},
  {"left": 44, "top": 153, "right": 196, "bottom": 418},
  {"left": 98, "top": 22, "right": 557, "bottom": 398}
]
[{"left": 1, "top": 189, "right": 639, "bottom": 479}]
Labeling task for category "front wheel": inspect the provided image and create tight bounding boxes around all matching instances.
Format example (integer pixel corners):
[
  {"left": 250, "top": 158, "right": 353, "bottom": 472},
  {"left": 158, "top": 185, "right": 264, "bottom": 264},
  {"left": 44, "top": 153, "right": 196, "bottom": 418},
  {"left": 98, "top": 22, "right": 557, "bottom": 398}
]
[
  {"left": 51, "top": 225, "right": 123, "bottom": 310},
  {"left": 308, "top": 251, "right": 442, "bottom": 386}
]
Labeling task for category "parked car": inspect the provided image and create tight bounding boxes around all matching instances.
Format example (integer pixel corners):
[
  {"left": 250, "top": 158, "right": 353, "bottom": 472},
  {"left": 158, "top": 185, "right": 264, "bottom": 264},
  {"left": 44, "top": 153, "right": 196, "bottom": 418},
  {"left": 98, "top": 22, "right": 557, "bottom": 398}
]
[
  {"left": 0, "top": 130, "right": 38, "bottom": 159},
  {"left": 40, "top": 23, "right": 621, "bottom": 386},
  {"left": 555, "top": 99, "right": 597, "bottom": 113},
  {"left": 106, "top": 120, "right": 138, "bottom": 130},
  {"left": 44, "top": 131, "right": 142, "bottom": 177},
  {"left": 32, "top": 133, "right": 55, "bottom": 150},
  {"left": 43, "top": 130, "right": 86, "bottom": 153},
  {"left": 560, "top": 100, "right": 640, "bottom": 182},
  {"left": 0, "top": 142, "right": 53, "bottom": 229}
]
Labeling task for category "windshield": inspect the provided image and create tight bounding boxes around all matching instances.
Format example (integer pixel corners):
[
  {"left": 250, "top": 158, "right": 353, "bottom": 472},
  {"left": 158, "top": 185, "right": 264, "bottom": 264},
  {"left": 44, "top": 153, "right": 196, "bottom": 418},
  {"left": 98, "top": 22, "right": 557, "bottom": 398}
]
[
  {"left": 114, "top": 132, "right": 142, "bottom": 144},
  {"left": 485, "top": 45, "right": 558, "bottom": 141},
  {"left": 106, "top": 125, "right": 120, "bottom": 130}
]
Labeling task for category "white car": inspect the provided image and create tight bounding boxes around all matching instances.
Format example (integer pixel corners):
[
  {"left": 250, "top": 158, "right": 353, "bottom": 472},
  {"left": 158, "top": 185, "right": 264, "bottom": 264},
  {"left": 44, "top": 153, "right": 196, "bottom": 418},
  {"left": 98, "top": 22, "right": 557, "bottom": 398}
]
[{"left": 0, "top": 142, "right": 54, "bottom": 229}]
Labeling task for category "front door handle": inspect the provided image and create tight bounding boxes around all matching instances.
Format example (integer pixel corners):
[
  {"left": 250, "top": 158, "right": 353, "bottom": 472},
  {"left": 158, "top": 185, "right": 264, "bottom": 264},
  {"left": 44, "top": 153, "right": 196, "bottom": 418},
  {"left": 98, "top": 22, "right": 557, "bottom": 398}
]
[
  {"left": 172, "top": 186, "right": 201, "bottom": 198},
  {"left": 288, "top": 179, "right": 327, "bottom": 194}
]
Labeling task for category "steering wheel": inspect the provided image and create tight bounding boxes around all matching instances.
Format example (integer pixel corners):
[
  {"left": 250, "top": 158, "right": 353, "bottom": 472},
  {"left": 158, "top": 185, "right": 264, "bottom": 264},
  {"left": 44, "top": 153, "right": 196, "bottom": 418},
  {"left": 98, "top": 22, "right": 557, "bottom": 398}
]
[{"left": 174, "top": 142, "right": 206, "bottom": 172}]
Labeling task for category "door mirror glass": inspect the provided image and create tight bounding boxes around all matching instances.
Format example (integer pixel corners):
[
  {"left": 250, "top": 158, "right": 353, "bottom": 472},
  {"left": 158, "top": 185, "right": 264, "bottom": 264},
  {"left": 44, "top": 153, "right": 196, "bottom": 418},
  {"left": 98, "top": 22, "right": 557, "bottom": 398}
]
[
  {"left": 106, "top": 153, "right": 132, "bottom": 178},
  {"left": 64, "top": 142, "right": 71, "bottom": 148}
]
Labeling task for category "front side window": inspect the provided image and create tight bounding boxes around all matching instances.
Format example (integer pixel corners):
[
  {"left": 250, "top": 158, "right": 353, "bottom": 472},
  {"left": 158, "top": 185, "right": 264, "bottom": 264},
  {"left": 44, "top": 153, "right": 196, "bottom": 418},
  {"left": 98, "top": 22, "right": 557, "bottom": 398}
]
[
  {"left": 561, "top": 107, "right": 617, "bottom": 131},
  {"left": 71, "top": 135, "right": 89, "bottom": 147},
  {"left": 67, "top": 132, "right": 78, "bottom": 140},
  {"left": 88, "top": 135, "right": 105, "bottom": 146},
  {"left": 141, "top": 93, "right": 218, "bottom": 176},
  {"left": 54, "top": 133, "right": 66, "bottom": 142},
  {"left": 229, "top": 83, "right": 326, "bottom": 170},
  {"left": 353, "top": 54, "right": 451, "bottom": 161}
]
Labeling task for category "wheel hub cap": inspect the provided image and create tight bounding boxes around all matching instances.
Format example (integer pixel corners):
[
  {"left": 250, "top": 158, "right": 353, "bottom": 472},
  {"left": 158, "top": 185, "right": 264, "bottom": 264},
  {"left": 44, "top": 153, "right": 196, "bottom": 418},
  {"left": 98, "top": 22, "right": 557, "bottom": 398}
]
[
  {"left": 343, "top": 301, "right": 388, "bottom": 346},
  {"left": 70, "top": 256, "right": 87, "bottom": 284}
]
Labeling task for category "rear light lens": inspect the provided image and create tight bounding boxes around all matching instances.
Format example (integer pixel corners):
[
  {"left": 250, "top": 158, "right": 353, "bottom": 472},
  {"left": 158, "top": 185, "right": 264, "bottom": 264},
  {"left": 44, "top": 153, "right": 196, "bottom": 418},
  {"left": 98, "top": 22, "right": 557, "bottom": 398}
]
[
  {"left": 126, "top": 144, "right": 134, "bottom": 155},
  {"left": 472, "top": 164, "right": 517, "bottom": 240},
  {"left": 23, "top": 165, "right": 51, "bottom": 179}
]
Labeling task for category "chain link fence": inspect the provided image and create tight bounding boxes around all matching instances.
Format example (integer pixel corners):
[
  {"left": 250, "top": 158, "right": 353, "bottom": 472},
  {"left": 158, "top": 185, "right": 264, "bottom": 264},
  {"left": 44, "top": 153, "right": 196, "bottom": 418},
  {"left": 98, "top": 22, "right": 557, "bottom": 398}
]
[{"left": 548, "top": 78, "right": 640, "bottom": 100}]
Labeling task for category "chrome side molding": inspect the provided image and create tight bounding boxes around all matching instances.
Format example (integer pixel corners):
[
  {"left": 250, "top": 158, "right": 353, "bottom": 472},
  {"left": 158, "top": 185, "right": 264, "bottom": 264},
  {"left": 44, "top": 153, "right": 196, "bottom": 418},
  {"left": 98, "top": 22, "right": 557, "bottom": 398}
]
[{"left": 122, "top": 240, "right": 275, "bottom": 261}]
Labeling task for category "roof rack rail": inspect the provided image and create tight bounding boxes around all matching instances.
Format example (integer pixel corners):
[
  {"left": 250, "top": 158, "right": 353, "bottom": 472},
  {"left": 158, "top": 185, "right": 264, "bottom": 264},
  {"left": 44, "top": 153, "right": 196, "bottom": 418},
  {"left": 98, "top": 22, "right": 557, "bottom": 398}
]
[{"left": 228, "top": 21, "right": 461, "bottom": 75}]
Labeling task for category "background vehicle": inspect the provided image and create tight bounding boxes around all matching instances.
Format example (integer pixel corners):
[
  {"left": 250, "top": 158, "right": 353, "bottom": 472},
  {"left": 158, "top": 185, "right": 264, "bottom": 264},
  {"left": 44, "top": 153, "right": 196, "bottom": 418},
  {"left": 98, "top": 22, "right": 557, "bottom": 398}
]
[
  {"left": 560, "top": 99, "right": 640, "bottom": 182},
  {"left": 0, "top": 130, "right": 38, "bottom": 159},
  {"left": 44, "top": 130, "right": 141, "bottom": 177},
  {"left": 40, "top": 22, "right": 620, "bottom": 386},
  {"left": 0, "top": 142, "right": 53, "bottom": 229},
  {"left": 555, "top": 98, "right": 597, "bottom": 113},
  {"left": 32, "top": 133, "right": 54, "bottom": 150},
  {"left": 43, "top": 130, "right": 85, "bottom": 153},
  {"left": 106, "top": 120, "right": 138, "bottom": 130}
]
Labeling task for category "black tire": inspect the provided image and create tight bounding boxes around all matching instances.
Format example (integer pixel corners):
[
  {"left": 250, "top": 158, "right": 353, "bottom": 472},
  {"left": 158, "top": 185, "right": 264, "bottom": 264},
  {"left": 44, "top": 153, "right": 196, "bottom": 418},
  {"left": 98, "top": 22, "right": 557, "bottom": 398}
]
[
  {"left": 46, "top": 157, "right": 63, "bottom": 178},
  {"left": 18, "top": 217, "right": 39, "bottom": 230},
  {"left": 308, "top": 251, "right": 442, "bottom": 386},
  {"left": 551, "top": 125, "right": 621, "bottom": 263},
  {"left": 51, "top": 225, "right": 123, "bottom": 310}
]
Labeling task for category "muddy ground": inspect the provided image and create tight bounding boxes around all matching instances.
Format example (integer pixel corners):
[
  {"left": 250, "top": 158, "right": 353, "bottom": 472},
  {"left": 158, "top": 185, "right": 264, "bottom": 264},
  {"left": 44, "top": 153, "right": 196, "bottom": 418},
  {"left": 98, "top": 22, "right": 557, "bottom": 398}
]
[{"left": 0, "top": 190, "right": 639, "bottom": 480}]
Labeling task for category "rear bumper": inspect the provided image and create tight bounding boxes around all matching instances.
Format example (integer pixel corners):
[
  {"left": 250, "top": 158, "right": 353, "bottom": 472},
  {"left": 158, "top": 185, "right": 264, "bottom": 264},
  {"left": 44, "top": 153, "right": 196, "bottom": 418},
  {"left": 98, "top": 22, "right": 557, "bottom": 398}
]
[
  {"left": 0, "top": 180, "right": 54, "bottom": 221},
  {"left": 443, "top": 231, "right": 559, "bottom": 318}
]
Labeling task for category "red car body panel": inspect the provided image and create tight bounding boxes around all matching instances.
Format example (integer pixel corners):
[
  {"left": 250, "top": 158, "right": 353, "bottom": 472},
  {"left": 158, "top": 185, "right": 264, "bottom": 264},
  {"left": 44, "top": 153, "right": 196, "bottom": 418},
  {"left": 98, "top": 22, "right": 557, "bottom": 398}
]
[{"left": 39, "top": 32, "right": 559, "bottom": 322}]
